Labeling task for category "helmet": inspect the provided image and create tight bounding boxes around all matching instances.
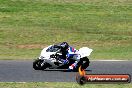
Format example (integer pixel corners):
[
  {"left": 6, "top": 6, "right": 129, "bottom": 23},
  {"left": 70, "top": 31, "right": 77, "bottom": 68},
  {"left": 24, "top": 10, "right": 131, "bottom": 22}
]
[{"left": 60, "top": 42, "right": 69, "bottom": 50}]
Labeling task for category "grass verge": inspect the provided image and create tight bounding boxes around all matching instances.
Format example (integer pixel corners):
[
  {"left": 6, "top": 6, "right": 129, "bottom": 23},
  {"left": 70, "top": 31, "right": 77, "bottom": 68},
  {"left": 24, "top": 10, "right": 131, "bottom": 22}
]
[
  {"left": 0, "top": 0, "right": 132, "bottom": 60},
  {"left": 0, "top": 82, "right": 132, "bottom": 88}
]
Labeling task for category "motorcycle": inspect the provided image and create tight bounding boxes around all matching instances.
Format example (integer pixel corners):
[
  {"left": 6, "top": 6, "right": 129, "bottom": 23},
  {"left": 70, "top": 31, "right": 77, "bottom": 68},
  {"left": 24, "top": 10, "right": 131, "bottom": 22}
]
[{"left": 33, "top": 45, "right": 93, "bottom": 71}]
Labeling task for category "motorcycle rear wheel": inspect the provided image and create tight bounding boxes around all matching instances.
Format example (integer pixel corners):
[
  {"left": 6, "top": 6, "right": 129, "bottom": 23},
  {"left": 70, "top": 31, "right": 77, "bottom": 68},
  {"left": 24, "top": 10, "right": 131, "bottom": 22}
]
[{"left": 74, "top": 57, "right": 90, "bottom": 71}]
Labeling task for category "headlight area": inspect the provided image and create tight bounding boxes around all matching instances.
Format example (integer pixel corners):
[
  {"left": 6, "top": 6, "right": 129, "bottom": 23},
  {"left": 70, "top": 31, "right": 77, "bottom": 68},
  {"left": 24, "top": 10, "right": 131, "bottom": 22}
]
[{"left": 39, "top": 56, "right": 45, "bottom": 59}]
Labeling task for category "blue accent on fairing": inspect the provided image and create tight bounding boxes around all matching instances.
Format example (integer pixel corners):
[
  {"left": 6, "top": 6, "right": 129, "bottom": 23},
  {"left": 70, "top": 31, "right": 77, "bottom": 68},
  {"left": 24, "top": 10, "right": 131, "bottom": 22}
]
[
  {"left": 69, "top": 46, "right": 76, "bottom": 52},
  {"left": 67, "top": 47, "right": 75, "bottom": 60}
]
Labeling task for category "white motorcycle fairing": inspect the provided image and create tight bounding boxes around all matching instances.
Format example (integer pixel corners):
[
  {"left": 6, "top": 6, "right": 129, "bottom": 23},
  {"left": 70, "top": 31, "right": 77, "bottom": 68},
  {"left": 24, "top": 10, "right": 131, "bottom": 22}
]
[
  {"left": 33, "top": 45, "right": 93, "bottom": 71},
  {"left": 78, "top": 47, "right": 93, "bottom": 58},
  {"left": 39, "top": 45, "right": 63, "bottom": 68}
]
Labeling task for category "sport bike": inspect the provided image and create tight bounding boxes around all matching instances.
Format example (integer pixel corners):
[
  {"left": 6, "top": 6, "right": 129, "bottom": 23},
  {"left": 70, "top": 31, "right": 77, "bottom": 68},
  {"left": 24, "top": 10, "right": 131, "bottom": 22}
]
[{"left": 33, "top": 45, "right": 93, "bottom": 71}]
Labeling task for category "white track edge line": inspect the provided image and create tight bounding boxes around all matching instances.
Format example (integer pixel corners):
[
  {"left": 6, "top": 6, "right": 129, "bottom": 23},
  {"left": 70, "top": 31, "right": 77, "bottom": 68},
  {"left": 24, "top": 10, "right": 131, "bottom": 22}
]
[{"left": 91, "top": 60, "right": 130, "bottom": 61}]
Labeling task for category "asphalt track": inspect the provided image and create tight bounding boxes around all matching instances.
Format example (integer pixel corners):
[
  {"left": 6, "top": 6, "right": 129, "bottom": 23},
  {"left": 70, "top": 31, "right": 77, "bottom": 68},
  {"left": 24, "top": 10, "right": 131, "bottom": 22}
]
[{"left": 0, "top": 60, "right": 132, "bottom": 82}]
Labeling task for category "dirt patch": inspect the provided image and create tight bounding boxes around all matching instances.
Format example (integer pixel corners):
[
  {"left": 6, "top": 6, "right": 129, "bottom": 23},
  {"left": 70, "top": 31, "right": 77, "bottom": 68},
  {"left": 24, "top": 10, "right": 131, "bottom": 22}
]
[{"left": 16, "top": 44, "right": 48, "bottom": 49}]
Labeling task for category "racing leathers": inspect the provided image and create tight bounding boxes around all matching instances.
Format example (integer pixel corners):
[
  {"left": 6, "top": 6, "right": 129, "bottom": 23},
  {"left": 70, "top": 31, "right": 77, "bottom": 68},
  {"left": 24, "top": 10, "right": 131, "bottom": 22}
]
[{"left": 60, "top": 46, "right": 78, "bottom": 70}]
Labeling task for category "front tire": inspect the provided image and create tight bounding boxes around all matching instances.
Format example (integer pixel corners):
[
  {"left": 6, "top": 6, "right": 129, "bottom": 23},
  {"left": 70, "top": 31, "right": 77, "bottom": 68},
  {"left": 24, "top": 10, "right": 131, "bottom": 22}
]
[{"left": 33, "top": 59, "right": 44, "bottom": 70}]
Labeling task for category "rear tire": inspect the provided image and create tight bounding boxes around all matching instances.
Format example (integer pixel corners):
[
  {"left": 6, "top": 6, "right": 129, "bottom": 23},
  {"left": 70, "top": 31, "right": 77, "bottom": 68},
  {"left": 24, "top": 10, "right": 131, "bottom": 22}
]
[
  {"left": 81, "top": 57, "right": 90, "bottom": 70},
  {"left": 75, "top": 57, "right": 90, "bottom": 71}
]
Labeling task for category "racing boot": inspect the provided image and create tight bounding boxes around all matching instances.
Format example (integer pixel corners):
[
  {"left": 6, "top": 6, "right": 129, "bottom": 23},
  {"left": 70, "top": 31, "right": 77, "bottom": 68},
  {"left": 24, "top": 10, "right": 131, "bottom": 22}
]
[{"left": 68, "top": 61, "right": 77, "bottom": 71}]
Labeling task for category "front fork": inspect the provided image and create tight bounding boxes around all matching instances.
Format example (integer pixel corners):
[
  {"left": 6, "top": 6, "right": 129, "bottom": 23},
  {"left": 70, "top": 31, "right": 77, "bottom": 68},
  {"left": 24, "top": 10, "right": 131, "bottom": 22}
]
[{"left": 37, "top": 58, "right": 45, "bottom": 67}]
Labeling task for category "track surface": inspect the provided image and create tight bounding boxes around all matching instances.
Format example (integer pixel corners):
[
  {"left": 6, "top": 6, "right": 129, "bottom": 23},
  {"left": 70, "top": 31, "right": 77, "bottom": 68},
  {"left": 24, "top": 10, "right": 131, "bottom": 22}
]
[{"left": 0, "top": 60, "right": 132, "bottom": 82}]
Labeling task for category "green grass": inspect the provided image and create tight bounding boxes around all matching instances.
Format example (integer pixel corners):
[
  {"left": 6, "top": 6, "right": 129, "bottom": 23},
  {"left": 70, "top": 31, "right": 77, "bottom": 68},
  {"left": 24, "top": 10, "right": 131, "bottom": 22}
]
[
  {"left": 0, "top": 82, "right": 132, "bottom": 88},
  {"left": 0, "top": 0, "right": 132, "bottom": 60}
]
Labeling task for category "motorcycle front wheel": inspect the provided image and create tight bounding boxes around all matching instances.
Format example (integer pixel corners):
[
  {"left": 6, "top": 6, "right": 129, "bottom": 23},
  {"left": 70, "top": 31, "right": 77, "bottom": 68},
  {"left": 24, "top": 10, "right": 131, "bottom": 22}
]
[
  {"left": 33, "top": 59, "right": 49, "bottom": 70},
  {"left": 33, "top": 59, "right": 42, "bottom": 70}
]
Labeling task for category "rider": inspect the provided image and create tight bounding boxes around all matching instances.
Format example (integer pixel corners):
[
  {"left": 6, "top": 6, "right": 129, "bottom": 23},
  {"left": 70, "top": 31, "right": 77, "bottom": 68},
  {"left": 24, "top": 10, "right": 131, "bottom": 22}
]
[{"left": 55, "top": 42, "right": 78, "bottom": 70}]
